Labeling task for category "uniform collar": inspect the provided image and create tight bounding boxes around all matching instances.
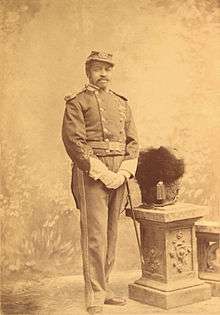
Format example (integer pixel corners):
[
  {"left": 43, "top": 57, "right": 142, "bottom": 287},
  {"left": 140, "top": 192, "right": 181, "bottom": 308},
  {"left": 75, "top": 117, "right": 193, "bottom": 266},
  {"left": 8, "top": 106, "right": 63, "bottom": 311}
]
[{"left": 85, "top": 83, "right": 110, "bottom": 93}]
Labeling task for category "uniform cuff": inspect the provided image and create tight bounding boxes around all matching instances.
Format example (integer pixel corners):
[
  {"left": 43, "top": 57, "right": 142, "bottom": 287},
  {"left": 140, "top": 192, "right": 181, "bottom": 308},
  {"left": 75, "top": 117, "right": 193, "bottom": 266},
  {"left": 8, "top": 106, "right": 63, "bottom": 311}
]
[{"left": 119, "top": 158, "right": 138, "bottom": 177}]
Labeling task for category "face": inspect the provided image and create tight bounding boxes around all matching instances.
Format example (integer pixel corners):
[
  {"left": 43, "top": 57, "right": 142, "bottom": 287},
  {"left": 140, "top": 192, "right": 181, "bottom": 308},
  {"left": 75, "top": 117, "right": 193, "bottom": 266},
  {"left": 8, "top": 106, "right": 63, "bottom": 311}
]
[{"left": 88, "top": 61, "right": 113, "bottom": 89}]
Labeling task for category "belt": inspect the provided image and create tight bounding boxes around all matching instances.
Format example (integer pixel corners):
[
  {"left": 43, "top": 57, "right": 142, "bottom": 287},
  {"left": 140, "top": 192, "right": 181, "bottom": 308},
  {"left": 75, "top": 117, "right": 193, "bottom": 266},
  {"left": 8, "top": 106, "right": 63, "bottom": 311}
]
[{"left": 88, "top": 140, "right": 126, "bottom": 152}]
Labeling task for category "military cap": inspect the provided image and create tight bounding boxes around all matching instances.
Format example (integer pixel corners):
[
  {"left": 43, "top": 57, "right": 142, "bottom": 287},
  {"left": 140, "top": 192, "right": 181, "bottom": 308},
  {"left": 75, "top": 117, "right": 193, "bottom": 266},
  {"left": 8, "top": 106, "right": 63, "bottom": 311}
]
[{"left": 86, "top": 50, "right": 114, "bottom": 66}]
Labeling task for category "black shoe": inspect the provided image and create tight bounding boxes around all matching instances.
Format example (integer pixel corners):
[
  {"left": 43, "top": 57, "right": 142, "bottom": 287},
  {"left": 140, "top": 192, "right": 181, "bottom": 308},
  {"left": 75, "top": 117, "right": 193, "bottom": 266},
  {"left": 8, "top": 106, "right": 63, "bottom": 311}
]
[
  {"left": 87, "top": 306, "right": 103, "bottom": 314},
  {"left": 104, "top": 296, "right": 127, "bottom": 306}
]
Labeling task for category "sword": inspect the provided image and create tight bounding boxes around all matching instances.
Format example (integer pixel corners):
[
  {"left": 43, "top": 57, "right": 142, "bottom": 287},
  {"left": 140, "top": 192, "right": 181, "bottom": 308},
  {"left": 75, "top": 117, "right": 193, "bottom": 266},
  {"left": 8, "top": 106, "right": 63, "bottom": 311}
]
[
  {"left": 76, "top": 167, "right": 93, "bottom": 308},
  {"left": 125, "top": 179, "right": 145, "bottom": 266}
]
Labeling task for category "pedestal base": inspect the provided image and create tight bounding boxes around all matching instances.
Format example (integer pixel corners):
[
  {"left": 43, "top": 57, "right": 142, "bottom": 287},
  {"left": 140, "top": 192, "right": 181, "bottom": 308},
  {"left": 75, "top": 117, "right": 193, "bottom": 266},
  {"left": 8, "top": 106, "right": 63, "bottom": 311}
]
[
  {"left": 200, "top": 272, "right": 220, "bottom": 297},
  {"left": 128, "top": 282, "right": 211, "bottom": 309}
]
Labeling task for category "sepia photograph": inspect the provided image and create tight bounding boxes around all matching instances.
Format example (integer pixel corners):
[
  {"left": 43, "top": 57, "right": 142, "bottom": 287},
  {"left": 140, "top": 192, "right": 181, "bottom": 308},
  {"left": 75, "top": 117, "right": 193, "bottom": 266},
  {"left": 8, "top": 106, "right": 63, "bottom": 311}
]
[{"left": 1, "top": 0, "right": 220, "bottom": 314}]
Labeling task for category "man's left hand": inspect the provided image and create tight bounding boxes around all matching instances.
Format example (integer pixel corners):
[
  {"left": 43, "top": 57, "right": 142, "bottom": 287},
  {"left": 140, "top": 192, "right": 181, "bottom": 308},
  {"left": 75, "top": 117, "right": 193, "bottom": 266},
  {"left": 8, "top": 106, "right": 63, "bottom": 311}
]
[{"left": 105, "top": 172, "right": 125, "bottom": 189}]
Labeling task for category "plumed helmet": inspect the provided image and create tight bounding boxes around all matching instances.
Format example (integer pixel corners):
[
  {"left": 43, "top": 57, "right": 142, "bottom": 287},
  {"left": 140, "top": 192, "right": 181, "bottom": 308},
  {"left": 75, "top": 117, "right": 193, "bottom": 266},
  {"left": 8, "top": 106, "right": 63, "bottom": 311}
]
[{"left": 135, "top": 146, "right": 185, "bottom": 207}]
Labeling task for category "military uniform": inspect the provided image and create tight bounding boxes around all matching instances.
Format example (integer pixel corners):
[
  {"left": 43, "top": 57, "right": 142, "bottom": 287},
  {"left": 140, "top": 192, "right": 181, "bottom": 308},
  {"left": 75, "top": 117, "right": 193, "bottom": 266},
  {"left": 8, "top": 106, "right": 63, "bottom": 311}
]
[{"left": 62, "top": 53, "right": 139, "bottom": 312}]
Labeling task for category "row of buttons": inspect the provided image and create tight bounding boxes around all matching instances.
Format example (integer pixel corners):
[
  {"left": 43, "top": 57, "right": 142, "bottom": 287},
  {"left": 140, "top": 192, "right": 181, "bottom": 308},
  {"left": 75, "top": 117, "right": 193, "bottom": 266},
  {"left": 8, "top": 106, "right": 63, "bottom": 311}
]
[{"left": 94, "top": 91, "right": 125, "bottom": 141}]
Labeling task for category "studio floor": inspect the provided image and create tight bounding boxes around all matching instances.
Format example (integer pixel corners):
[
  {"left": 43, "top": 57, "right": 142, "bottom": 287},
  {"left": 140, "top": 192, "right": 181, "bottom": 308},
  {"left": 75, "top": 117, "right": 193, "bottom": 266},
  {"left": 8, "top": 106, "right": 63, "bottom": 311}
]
[{"left": 1, "top": 270, "right": 219, "bottom": 315}]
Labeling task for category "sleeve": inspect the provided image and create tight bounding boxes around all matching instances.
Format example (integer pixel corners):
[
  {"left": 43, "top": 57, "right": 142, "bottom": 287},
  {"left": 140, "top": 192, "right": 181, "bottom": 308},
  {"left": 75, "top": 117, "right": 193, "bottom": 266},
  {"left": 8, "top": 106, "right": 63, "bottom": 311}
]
[
  {"left": 62, "top": 98, "right": 96, "bottom": 171},
  {"left": 125, "top": 103, "right": 139, "bottom": 159},
  {"left": 119, "top": 103, "right": 139, "bottom": 177}
]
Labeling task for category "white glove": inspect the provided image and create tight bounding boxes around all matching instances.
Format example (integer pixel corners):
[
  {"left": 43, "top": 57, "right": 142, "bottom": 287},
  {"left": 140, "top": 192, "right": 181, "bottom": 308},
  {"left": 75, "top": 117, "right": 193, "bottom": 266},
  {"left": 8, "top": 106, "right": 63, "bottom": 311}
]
[
  {"left": 89, "top": 157, "right": 126, "bottom": 189},
  {"left": 100, "top": 171, "right": 125, "bottom": 189},
  {"left": 118, "top": 169, "right": 131, "bottom": 180},
  {"left": 118, "top": 158, "right": 138, "bottom": 177}
]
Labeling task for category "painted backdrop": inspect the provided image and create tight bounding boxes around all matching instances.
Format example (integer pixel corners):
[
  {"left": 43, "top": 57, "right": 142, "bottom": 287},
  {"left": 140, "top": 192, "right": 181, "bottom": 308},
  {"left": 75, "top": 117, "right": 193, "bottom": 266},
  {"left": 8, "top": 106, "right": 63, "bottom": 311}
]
[{"left": 1, "top": 0, "right": 220, "bottom": 282}]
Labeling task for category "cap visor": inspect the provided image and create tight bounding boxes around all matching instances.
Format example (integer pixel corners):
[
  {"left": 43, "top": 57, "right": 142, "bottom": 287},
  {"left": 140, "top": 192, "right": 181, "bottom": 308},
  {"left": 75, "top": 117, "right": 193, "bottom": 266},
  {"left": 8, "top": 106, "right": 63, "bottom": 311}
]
[{"left": 86, "top": 58, "right": 114, "bottom": 66}]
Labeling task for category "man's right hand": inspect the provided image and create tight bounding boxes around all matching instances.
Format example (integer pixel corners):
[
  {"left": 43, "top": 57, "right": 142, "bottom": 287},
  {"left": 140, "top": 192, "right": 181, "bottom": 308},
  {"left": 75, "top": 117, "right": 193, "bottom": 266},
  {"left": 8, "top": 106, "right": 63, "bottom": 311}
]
[
  {"left": 99, "top": 170, "right": 125, "bottom": 189},
  {"left": 89, "top": 157, "right": 126, "bottom": 189}
]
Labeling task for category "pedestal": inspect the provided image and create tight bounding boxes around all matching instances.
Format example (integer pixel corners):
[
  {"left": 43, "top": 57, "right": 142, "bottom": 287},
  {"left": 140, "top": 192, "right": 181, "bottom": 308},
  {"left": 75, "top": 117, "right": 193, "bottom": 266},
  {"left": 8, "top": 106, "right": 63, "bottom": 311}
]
[
  {"left": 196, "top": 220, "right": 220, "bottom": 296},
  {"left": 126, "top": 202, "right": 211, "bottom": 309}
]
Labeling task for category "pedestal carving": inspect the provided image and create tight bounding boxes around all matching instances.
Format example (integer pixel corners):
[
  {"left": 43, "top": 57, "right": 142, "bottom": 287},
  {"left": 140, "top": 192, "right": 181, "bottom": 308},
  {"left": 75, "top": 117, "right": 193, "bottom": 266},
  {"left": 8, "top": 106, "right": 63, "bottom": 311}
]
[
  {"left": 169, "top": 229, "right": 192, "bottom": 273},
  {"left": 146, "top": 248, "right": 161, "bottom": 273}
]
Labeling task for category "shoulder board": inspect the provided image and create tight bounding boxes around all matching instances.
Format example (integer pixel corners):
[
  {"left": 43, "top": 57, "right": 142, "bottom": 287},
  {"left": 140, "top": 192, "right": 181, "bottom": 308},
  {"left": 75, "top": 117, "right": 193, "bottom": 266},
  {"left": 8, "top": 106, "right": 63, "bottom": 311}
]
[
  {"left": 64, "top": 89, "right": 86, "bottom": 102},
  {"left": 64, "top": 94, "right": 76, "bottom": 102},
  {"left": 110, "top": 90, "right": 128, "bottom": 101}
]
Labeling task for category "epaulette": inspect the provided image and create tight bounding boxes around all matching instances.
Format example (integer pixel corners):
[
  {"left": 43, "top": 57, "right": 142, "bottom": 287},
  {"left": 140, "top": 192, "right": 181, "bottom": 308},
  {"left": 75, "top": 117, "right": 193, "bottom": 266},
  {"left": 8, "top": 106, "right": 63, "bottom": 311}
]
[
  {"left": 64, "top": 89, "right": 86, "bottom": 102},
  {"left": 110, "top": 90, "right": 128, "bottom": 101},
  {"left": 64, "top": 94, "right": 76, "bottom": 102}
]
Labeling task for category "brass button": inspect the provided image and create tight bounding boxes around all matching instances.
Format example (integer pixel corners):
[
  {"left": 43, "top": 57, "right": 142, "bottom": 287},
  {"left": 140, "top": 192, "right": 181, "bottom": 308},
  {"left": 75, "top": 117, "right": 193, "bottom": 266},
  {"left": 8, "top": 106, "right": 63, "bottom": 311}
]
[{"left": 120, "top": 112, "right": 126, "bottom": 117}]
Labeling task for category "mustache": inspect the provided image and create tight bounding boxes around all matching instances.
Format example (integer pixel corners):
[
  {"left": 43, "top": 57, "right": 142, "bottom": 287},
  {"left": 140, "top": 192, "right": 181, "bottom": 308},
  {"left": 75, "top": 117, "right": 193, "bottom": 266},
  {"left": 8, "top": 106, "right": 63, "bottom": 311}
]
[{"left": 98, "top": 77, "right": 109, "bottom": 81}]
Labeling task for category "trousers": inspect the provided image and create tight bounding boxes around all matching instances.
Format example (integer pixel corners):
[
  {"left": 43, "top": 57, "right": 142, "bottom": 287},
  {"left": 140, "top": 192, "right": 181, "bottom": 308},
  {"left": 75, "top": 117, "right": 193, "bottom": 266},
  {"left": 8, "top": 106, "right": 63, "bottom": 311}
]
[{"left": 72, "top": 155, "right": 126, "bottom": 309}]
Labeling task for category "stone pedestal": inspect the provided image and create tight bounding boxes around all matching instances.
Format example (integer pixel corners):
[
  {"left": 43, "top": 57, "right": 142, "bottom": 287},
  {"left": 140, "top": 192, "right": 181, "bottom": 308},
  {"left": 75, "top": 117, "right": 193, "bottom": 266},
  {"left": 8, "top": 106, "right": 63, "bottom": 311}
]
[
  {"left": 126, "top": 202, "right": 211, "bottom": 309},
  {"left": 196, "top": 220, "right": 220, "bottom": 296}
]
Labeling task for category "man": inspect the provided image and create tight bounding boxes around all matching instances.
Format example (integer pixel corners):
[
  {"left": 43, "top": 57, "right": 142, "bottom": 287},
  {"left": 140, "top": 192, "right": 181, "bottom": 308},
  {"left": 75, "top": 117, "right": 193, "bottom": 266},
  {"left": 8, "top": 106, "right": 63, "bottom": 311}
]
[{"left": 62, "top": 51, "right": 139, "bottom": 314}]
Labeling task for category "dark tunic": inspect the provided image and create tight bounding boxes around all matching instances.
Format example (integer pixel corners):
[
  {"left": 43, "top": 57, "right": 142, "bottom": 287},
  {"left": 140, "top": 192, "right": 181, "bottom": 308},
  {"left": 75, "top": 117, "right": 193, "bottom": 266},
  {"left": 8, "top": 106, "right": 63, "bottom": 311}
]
[{"left": 62, "top": 85, "right": 139, "bottom": 171}]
